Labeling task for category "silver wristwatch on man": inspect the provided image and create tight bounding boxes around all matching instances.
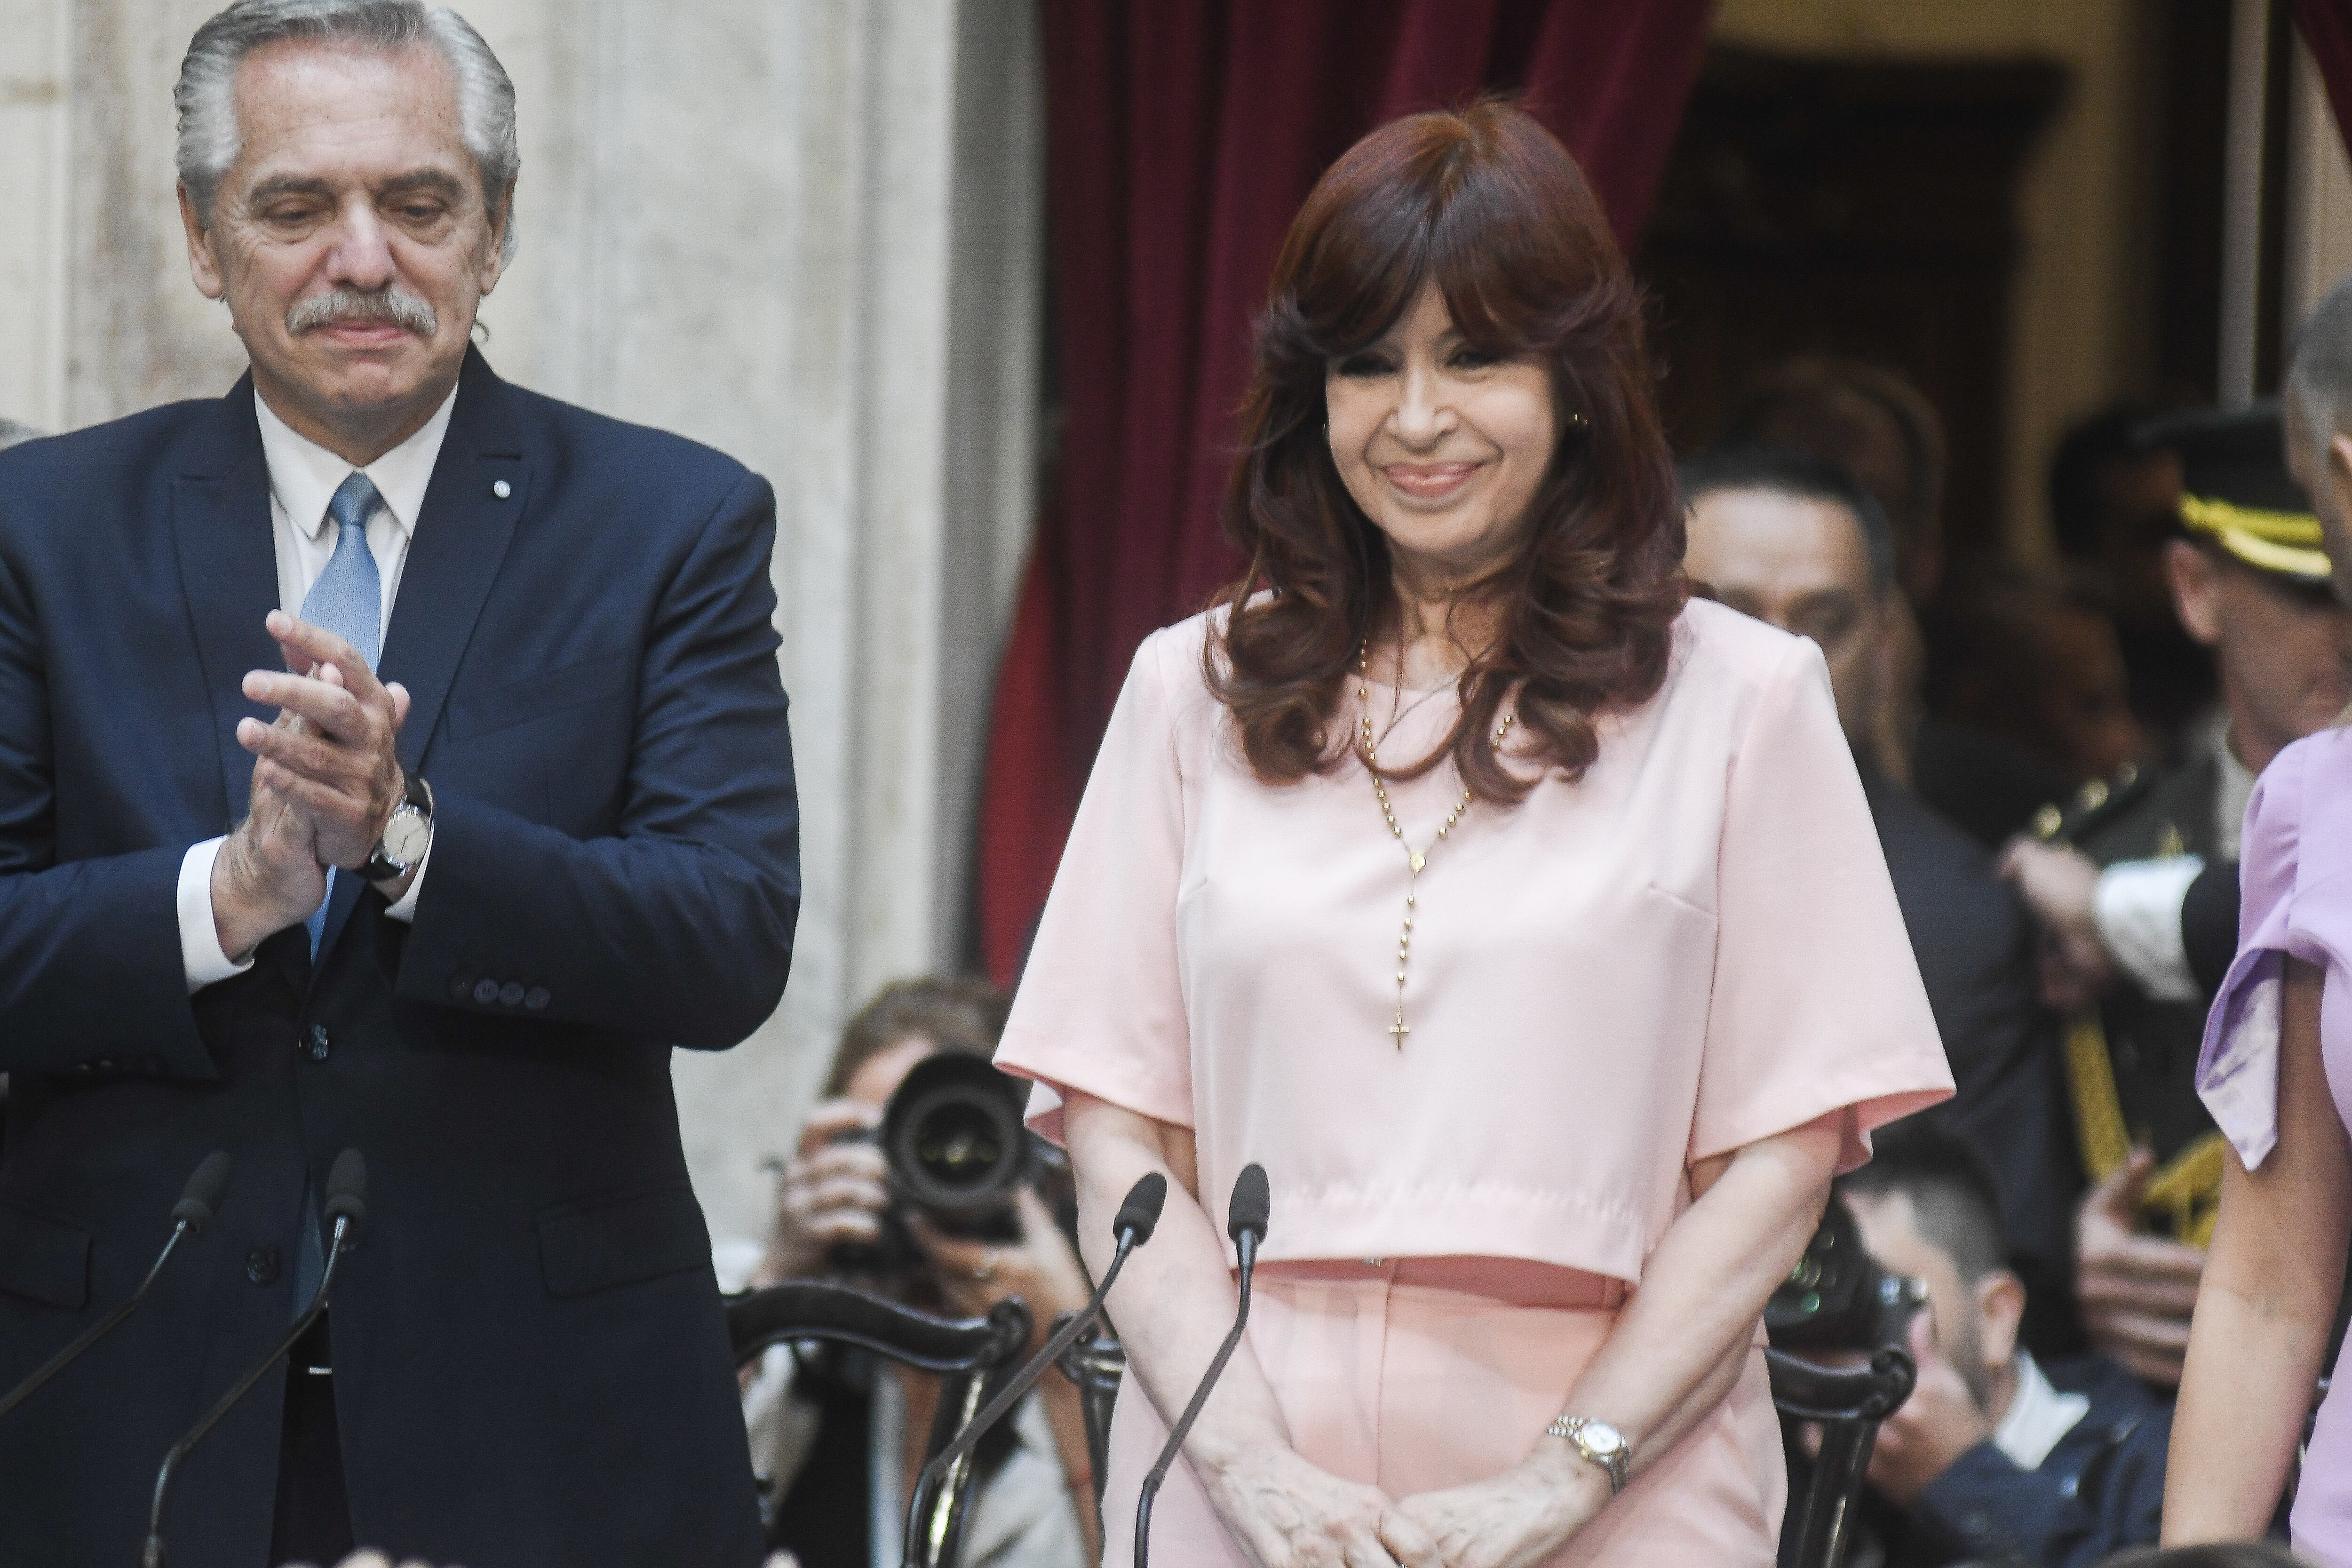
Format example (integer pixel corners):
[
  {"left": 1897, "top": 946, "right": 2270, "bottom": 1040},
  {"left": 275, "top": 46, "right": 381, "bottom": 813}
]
[
  {"left": 361, "top": 769, "right": 435, "bottom": 884},
  {"left": 1545, "top": 1415, "right": 1630, "bottom": 1493}
]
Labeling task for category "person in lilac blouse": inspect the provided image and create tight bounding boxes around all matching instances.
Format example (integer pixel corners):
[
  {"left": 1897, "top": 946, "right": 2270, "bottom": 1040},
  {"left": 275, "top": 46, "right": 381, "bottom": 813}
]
[{"left": 2166, "top": 280, "right": 2352, "bottom": 1560}]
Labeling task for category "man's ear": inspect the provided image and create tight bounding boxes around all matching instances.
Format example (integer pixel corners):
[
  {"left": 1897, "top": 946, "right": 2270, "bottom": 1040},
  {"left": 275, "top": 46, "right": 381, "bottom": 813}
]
[
  {"left": 1974, "top": 1268, "right": 2027, "bottom": 1374},
  {"left": 2328, "top": 433, "right": 2352, "bottom": 549},
  {"left": 178, "top": 183, "right": 226, "bottom": 302},
  {"left": 476, "top": 180, "right": 513, "bottom": 297},
  {"left": 2164, "top": 536, "right": 2223, "bottom": 645}
]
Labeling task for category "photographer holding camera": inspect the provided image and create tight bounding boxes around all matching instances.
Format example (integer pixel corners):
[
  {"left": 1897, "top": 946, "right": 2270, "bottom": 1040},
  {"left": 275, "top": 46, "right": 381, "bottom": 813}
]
[
  {"left": 1820, "top": 1126, "right": 2171, "bottom": 1567},
  {"left": 742, "top": 979, "right": 1098, "bottom": 1568}
]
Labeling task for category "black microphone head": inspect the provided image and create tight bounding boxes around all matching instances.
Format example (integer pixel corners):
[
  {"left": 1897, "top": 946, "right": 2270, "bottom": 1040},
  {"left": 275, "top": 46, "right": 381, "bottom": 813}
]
[
  {"left": 170, "top": 1152, "right": 232, "bottom": 1233},
  {"left": 322, "top": 1149, "right": 366, "bottom": 1230},
  {"left": 1114, "top": 1172, "right": 1168, "bottom": 1246},
  {"left": 1227, "top": 1164, "right": 1269, "bottom": 1244}
]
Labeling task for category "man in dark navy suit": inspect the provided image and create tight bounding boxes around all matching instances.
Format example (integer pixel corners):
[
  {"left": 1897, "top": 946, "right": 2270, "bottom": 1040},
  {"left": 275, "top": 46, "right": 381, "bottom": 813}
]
[
  {"left": 0, "top": 4, "right": 797, "bottom": 1566},
  {"left": 1681, "top": 444, "right": 2083, "bottom": 1359}
]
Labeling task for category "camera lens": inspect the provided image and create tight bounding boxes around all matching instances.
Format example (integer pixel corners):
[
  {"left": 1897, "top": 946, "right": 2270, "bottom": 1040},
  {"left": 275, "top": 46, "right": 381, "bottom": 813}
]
[
  {"left": 882, "top": 1054, "right": 1033, "bottom": 1217},
  {"left": 912, "top": 1099, "right": 1007, "bottom": 1192}
]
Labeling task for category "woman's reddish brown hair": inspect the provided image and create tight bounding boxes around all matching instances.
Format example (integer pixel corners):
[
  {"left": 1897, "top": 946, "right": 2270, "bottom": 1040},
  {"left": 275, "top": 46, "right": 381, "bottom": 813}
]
[{"left": 1207, "top": 98, "right": 1686, "bottom": 801}]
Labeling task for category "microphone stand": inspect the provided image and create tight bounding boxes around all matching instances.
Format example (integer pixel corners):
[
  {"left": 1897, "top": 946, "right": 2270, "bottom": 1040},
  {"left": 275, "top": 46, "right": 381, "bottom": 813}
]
[
  {"left": 1135, "top": 1164, "right": 1269, "bottom": 1568},
  {"left": 142, "top": 1149, "right": 364, "bottom": 1568},
  {"left": 903, "top": 1230, "right": 1143, "bottom": 1567},
  {"left": 901, "top": 1172, "right": 1168, "bottom": 1568},
  {"left": 0, "top": 1153, "right": 229, "bottom": 1425}
]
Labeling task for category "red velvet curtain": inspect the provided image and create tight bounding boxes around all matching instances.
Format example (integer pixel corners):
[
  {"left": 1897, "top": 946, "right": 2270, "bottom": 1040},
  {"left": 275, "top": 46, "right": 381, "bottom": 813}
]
[
  {"left": 2300, "top": 0, "right": 2352, "bottom": 157},
  {"left": 978, "top": 1, "right": 1716, "bottom": 980}
]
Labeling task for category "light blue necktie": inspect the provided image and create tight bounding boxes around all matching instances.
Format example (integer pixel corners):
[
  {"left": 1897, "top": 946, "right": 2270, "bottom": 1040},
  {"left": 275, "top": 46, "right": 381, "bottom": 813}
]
[
  {"left": 289, "top": 474, "right": 385, "bottom": 1320},
  {"left": 298, "top": 472, "right": 383, "bottom": 957}
]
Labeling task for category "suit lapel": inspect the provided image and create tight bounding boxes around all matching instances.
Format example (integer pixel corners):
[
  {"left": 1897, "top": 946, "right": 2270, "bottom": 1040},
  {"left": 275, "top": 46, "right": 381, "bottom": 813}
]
[
  {"left": 172, "top": 378, "right": 281, "bottom": 823},
  {"left": 317, "top": 349, "right": 529, "bottom": 962},
  {"left": 379, "top": 347, "right": 528, "bottom": 772}
]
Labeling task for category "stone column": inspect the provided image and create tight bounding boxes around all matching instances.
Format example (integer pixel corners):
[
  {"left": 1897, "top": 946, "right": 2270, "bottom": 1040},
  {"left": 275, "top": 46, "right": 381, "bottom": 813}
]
[{"left": 0, "top": 0, "right": 1044, "bottom": 1249}]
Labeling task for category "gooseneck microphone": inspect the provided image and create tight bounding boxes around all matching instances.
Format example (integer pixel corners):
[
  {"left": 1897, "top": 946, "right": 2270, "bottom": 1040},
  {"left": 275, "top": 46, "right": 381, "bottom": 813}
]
[
  {"left": 1135, "top": 1162, "right": 1269, "bottom": 1568},
  {"left": 901, "top": 1172, "right": 1168, "bottom": 1568},
  {"left": 0, "top": 1151, "right": 230, "bottom": 1426},
  {"left": 141, "top": 1149, "right": 366, "bottom": 1568}
]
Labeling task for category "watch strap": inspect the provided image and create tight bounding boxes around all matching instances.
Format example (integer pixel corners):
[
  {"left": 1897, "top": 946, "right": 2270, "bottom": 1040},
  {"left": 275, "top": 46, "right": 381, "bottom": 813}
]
[
  {"left": 1545, "top": 1416, "right": 1630, "bottom": 1494},
  {"left": 361, "top": 770, "right": 433, "bottom": 883}
]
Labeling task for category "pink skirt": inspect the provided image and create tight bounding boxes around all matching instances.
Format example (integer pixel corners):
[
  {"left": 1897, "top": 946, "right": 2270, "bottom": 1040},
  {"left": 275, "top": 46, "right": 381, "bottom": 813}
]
[{"left": 1102, "top": 1258, "right": 1784, "bottom": 1568}]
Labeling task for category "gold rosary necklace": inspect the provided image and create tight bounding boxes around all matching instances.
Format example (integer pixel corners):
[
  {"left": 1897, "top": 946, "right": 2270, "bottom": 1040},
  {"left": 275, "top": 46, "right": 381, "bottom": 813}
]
[{"left": 1357, "top": 644, "right": 1514, "bottom": 1048}]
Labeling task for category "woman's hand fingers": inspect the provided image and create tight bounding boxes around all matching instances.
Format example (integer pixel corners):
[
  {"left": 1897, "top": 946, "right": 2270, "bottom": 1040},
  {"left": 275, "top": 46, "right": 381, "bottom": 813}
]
[
  {"left": 1208, "top": 1449, "right": 1404, "bottom": 1568},
  {"left": 1376, "top": 1504, "right": 1444, "bottom": 1568},
  {"left": 795, "top": 1098, "right": 881, "bottom": 1158},
  {"left": 2088, "top": 1307, "right": 2192, "bottom": 1384},
  {"left": 1004, "top": 1187, "right": 1095, "bottom": 1310},
  {"left": 804, "top": 1210, "right": 882, "bottom": 1246},
  {"left": 903, "top": 1217, "right": 1001, "bottom": 1311},
  {"left": 788, "top": 1167, "right": 889, "bottom": 1212}
]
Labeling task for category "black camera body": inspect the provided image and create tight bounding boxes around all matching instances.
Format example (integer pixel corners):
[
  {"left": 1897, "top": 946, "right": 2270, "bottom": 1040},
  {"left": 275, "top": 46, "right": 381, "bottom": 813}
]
[
  {"left": 828, "top": 1054, "right": 1042, "bottom": 1277},
  {"left": 1766, "top": 1194, "right": 1930, "bottom": 1355}
]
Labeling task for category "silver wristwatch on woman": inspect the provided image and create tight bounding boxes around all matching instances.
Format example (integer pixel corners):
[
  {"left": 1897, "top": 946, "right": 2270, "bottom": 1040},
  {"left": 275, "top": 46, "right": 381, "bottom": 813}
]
[{"left": 1546, "top": 1415, "right": 1629, "bottom": 1493}]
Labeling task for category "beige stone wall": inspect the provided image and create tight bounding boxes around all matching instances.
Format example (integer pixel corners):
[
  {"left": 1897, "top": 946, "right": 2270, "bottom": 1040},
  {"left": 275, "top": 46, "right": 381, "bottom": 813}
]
[{"left": 0, "top": 0, "right": 1044, "bottom": 1250}]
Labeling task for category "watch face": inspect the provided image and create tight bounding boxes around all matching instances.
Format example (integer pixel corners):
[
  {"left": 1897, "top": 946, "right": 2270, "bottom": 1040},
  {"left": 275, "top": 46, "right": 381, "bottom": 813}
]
[
  {"left": 1582, "top": 1422, "right": 1625, "bottom": 1457},
  {"left": 382, "top": 809, "right": 430, "bottom": 865}
]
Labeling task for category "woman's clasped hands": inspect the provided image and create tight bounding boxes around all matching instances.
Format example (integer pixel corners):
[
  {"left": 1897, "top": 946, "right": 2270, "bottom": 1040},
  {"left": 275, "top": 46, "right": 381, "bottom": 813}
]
[{"left": 1202, "top": 1439, "right": 1610, "bottom": 1568}]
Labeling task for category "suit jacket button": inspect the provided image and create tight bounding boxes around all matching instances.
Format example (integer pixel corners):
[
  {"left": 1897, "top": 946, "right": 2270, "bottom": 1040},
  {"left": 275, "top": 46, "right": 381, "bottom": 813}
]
[
  {"left": 306, "top": 1025, "right": 331, "bottom": 1062},
  {"left": 523, "top": 986, "right": 550, "bottom": 1011},
  {"left": 449, "top": 976, "right": 474, "bottom": 1001},
  {"left": 498, "top": 981, "right": 525, "bottom": 1007},
  {"left": 246, "top": 1247, "right": 280, "bottom": 1286},
  {"left": 473, "top": 978, "right": 501, "bottom": 1005}
]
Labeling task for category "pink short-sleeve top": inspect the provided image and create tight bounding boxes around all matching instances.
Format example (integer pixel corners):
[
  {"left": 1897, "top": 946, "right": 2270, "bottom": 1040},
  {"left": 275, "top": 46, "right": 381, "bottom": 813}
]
[{"left": 995, "top": 597, "right": 1952, "bottom": 1283}]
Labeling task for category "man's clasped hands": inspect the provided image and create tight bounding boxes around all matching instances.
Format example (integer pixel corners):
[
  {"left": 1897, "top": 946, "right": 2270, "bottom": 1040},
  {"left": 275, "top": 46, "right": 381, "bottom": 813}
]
[{"left": 209, "top": 611, "right": 415, "bottom": 962}]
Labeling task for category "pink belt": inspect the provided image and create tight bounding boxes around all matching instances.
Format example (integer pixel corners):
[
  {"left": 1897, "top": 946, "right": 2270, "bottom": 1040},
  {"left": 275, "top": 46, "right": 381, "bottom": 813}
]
[{"left": 1255, "top": 1255, "right": 1629, "bottom": 1311}]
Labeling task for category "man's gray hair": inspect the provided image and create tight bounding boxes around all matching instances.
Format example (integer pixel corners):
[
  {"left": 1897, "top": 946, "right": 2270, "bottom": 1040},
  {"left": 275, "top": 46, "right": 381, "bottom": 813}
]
[
  {"left": 2287, "top": 274, "right": 2352, "bottom": 458},
  {"left": 175, "top": 0, "right": 518, "bottom": 263}
]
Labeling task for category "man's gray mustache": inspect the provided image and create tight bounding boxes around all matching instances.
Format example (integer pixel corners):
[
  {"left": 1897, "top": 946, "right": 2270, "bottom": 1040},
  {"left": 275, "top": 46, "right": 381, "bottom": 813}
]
[{"left": 285, "top": 289, "right": 437, "bottom": 336}]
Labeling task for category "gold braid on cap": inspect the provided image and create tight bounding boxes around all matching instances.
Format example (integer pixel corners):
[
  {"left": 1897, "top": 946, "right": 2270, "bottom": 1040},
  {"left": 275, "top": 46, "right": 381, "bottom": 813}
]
[{"left": 2178, "top": 494, "right": 2331, "bottom": 578}]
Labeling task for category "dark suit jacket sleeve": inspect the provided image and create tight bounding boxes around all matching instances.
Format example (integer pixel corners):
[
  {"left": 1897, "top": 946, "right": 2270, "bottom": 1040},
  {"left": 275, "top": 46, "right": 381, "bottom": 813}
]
[
  {"left": 0, "top": 547, "right": 214, "bottom": 1078},
  {"left": 2182, "top": 855, "right": 2241, "bottom": 1002},
  {"left": 394, "top": 471, "right": 799, "bottom": 1048},
  {"left": 1907, "top": 872, "right": 2084, "bottom": 1353},
  {"left": 1910, "top": 1417, "right": 2169, "bottom": 1567}
]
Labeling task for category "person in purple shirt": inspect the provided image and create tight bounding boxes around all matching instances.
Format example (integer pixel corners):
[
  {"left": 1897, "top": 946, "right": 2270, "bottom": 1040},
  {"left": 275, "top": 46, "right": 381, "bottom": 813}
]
[{"left": 2165, "top": 275, "right": 2352, "bottom": 1560}]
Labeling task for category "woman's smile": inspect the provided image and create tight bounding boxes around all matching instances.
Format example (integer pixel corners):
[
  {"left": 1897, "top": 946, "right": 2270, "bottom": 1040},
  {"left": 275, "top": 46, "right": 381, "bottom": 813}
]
[{"left": 1380, "top": 460, "right": 1485, "bottom": 502}]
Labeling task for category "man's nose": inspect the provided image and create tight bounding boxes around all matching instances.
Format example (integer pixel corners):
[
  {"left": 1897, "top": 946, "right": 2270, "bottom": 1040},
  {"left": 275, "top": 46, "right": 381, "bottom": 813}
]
[{"left": 322, "top": 198, "right": 397, "bottom": 291}]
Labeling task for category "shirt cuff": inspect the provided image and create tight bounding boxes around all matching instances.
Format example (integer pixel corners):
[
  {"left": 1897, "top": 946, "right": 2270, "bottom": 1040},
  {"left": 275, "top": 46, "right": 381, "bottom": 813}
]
[
  {"left": 178, "top": 837, "right": 255, "bottom": 994},
  {"left": 383, "top": 836, "right": 430, "bottom": 923},
  {"left": 2093, "top": 855, "right": 2206, "bottom": 1003}
]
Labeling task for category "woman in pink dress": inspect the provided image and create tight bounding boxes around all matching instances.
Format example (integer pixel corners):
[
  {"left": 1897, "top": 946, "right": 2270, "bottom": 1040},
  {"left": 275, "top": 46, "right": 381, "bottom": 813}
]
[{"left": 993, "top": 102, "right": 1951, "bottom": 1568}]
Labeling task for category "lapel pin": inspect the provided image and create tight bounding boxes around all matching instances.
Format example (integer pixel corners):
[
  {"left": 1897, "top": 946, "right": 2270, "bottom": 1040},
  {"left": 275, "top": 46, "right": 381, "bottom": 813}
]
[{"left": 492, "top": 479, "right": 512, "bottom": 500}]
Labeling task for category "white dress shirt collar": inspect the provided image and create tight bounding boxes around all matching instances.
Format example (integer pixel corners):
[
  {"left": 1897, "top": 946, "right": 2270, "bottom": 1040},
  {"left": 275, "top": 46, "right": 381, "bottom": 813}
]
[
  {"left": 2209, "top": 708, "right": 2258, "bottom": 860},
  {"left": 254, "top": 382, "right": 460, "bottom": 542},
  {"left": 1991, "top": 1349, "right": 2091, "bottom": 1471}
]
